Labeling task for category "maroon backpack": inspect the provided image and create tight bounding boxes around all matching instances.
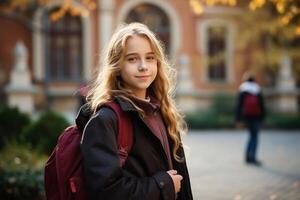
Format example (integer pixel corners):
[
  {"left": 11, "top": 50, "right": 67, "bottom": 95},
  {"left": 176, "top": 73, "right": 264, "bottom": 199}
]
[
  {"left": 243, "top": 94, "right": 261, "bottom": 117},
  {"left": 44, "top": 102, "right": 133, "bottom": 200}
]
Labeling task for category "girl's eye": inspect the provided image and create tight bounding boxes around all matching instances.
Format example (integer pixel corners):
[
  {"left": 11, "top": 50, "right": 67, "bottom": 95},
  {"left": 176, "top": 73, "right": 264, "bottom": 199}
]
[
  {"left": 146, "top": 56, "right": 156, "bottom": 61},
  {"left": 127, "top": 57, "right": 138, "bottom": 62}
]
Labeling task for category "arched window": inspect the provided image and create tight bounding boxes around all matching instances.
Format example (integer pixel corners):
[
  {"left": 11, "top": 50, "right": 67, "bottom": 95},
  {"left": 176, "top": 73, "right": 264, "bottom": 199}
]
[
  {"left": 125, "top": 3, "right": 170, "bottom": 54},
  {"left": 44, "top": 10, "right": 83, "bottom": 81}
]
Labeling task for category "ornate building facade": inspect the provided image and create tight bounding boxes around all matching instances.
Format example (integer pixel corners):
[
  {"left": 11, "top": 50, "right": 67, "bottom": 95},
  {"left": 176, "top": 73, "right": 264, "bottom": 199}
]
[{"left": 0, "top": 0, "right": 299, "bottom": 120}]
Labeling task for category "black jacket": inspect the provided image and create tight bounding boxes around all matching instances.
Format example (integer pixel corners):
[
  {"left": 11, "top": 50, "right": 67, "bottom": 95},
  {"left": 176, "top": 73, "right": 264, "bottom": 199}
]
[{"left": 78, "top": 97, "right": 193, "bottom": 200}]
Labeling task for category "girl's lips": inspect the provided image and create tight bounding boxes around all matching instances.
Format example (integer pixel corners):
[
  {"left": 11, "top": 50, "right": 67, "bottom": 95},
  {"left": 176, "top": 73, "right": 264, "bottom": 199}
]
[{"left": 135, "top": 75, "right": 150, "bottom": 79}]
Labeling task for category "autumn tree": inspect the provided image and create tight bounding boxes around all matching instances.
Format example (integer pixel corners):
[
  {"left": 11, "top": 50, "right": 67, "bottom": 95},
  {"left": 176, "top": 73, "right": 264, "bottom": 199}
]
[{"left": 189, "top": 0, "right": 300, "bottom": 85}]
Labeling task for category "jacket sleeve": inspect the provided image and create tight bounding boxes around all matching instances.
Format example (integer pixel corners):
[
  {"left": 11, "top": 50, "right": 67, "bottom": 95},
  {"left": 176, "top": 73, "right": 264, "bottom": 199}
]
[
  {"left": 235, "top": 92, "right": 244, "bottom": 122},
  {"left": 80, "top": 107, "right": 174, "bottom": 200},
  {"left": 258, "top": 92, "right": 266, "bottom": 120},
  {"left": 173, "top": 145, "right": 193, "bottom": 200}
]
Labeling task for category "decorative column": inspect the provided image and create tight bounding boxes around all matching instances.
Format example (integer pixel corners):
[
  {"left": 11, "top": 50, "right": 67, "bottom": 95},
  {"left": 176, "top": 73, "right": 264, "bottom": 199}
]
[
  {"left": 275, "top": 53, "right": 298, "bottom": 113},
  {"left": 33, "top": 11, "right": 44, "bottom": 81},
  {"left": 98, "top": 0, "right": 115, "bottom": 67},
  {"left": 176, "top": 54, "right": 197, "bottom": 113},
  {"left": 5, "top": 41, "right": 37, "bottom": 114}
]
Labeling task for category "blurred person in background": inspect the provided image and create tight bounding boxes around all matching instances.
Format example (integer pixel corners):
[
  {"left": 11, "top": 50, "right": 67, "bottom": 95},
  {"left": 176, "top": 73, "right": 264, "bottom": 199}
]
[{"left": 235, "top": 73, "right": 266, "bottom": 166}]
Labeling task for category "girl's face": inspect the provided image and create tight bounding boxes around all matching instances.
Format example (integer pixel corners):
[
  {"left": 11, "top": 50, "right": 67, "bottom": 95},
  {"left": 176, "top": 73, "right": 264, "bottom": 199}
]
[{"left": 120, "top": 35, "right": 158, "bottom": 99}]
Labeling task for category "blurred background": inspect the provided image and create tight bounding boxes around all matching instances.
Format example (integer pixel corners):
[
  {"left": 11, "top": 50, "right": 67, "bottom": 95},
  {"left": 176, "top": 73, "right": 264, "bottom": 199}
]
[{"left": 0, "top": 0, "right": 299, "bottom": 199}]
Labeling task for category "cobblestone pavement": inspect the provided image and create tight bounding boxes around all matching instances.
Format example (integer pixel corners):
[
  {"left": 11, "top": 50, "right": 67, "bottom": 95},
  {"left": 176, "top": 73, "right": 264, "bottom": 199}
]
[{"left": 182, "top": 130, "right": 300, "bottom": 200}]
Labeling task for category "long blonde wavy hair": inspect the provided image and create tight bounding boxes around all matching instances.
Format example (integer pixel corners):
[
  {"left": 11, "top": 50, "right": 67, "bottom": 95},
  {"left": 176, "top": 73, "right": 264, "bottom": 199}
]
[{"left": 86, "top": 22, "right": 186, "bottom": 161}]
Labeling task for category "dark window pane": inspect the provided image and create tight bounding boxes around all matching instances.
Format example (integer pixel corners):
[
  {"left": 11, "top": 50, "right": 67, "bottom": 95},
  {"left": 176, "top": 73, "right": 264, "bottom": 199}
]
[
  {"left": 207, "top": 26, "right": 227, "bottom": 81},
  {"left": 45, "top": 11, "right": 83, "bottom": 81}
]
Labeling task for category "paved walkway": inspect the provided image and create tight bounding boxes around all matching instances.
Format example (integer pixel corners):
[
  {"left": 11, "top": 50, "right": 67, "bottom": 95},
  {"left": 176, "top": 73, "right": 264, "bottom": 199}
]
[{"left": 182, "top": 130, "right": 300, "bottom": 200}]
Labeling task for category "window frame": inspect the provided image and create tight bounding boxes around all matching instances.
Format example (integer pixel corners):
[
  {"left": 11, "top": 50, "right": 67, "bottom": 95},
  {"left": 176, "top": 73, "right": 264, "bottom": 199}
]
[
  {"left": 44, "top": 11, "right": 83, "bottom": 82},
  {"left": 197, "top": 19, "right": 235, "bottom": 84}
]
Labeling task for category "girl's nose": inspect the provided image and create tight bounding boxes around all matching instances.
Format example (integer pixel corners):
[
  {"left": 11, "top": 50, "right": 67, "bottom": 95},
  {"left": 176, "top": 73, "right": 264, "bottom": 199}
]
[{"left": 138, "top": 60, "right": 148, "bottom": 71}]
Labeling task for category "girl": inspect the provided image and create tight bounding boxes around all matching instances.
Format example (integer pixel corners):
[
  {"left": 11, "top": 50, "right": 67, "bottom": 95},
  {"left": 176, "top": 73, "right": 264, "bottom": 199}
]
[{"left": 78, "top": 22, "right": 193, "bottom": 200}]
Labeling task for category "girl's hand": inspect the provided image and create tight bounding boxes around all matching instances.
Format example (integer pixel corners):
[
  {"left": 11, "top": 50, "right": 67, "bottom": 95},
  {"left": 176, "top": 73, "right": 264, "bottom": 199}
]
[{"left": 167, "top": 170, "right": 183, "bottom": 193}]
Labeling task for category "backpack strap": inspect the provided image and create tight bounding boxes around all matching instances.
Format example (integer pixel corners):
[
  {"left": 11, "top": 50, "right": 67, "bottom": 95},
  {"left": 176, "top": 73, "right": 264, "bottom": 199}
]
[{"left": 104, "top": 102, "right": 133, "bottom": 167}]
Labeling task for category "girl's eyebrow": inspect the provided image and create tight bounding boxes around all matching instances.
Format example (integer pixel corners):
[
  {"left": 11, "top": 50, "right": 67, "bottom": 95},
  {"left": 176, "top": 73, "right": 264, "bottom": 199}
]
[
  {"left": 125, "top": 53, "right": 137, "bottom": 57},
  {"left": 146, "top": 52, "right": 155, "bottom": 55},
  {"left": 125, "top": 52, "right": 155, "bottom": 57}
]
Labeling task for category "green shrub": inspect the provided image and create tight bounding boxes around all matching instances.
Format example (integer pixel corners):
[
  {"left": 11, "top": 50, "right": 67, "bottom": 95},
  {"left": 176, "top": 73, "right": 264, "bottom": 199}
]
[
  {"left": 0, "top": 169, "right": 44, "bottom": 200},
  {"left": 210, "top": 93, "right": 235, "bottom": 115},
  {"left": 185, "top": 111, "right": 234, "bottom": 129},
  {"left": 0, "top": 106, "right": 31, "bottom": 149},
  {"left": 0, "top": 141, "right": 46, "bottom": 200},
  {"left": 185, "top": 93, "right": 236, "bottom": 129},
  {"left": 186, "top": 110, "right": 300, "bottom": 130},
  {"left": 264, "top": 113, "right": 300, "bottom": 129},
  {"left": 21, "top": 111, "right": 69, "bottom": 155},
  {"left": 0, "top": 141, "right": 46, "bottom": 171}
]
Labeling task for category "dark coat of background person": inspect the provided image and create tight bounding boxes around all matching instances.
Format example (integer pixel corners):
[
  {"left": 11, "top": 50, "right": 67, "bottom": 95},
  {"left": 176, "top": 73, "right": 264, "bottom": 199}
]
[{"left": 78, "top": 97, "right": 193, "bottom": 200}]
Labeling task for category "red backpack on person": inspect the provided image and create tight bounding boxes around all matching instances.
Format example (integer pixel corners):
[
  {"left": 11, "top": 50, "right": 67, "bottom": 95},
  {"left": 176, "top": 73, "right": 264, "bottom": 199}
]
[
  {"left": 44, "top": 102, "right": 133, "bottom": 200},
  {"left": 243, "top": 94, "right": 261, "bottom": 117}
]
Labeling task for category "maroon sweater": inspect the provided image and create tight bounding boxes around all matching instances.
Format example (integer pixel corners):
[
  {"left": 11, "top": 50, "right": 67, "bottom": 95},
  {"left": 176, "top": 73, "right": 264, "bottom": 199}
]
[{"left": 119, "top": 94, "right": 173, "bottom": 170}]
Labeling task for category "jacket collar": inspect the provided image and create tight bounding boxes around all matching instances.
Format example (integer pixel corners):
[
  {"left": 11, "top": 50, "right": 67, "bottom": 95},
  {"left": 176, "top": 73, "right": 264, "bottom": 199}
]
[
  {"left": 115, "top": 97, "right": 136, "bottom": 112},
  {"left": 113, "top": 91, "right": 160, "bottom": 115},
  {"left": 75, "top": 103, "right": 92, "bottom": 132},
  {"left": 75, "top": 91, "right": 161, "bottom": 131}
]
